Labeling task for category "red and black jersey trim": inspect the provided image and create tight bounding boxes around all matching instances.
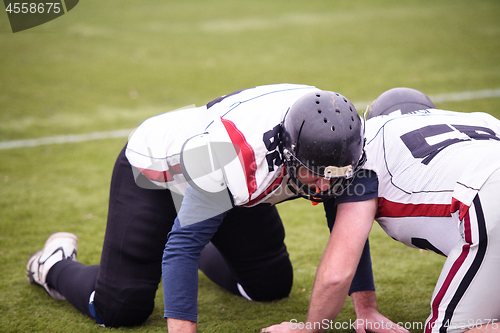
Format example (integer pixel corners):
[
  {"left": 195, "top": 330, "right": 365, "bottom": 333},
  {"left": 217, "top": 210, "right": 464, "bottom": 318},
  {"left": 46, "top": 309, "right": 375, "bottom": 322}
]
[
  {"left": 220, "top": 118, "right": 258, "bottom": 199},
  {"left": 377, "top": 198, "right": 451, "bottom": 218},
  {"left": 137, "top": 164, "right": 183, "bottom": 183},
  {"left": 425, "top": 195, "right": 488, "bottom": 333}
]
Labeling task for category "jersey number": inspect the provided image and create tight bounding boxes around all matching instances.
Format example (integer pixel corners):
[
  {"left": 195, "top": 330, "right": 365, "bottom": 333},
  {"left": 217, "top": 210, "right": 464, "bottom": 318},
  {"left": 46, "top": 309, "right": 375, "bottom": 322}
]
[
  {"left": 263, "top": 125, "right": 283, "bottom": 171},
  {"left": 400, "top": 124, "right": 500, "bottom": 165}
]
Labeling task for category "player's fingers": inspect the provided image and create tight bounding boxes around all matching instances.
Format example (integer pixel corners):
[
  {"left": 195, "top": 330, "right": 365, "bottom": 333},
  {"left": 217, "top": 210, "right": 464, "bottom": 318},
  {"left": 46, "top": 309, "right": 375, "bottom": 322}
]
[
  {"left": 381, "top": 323, "right": 410, "bottom": 333},
  {"left": 384, "top": 321, "right": 410, "bottom": 333},
  {"left": 391, "top": 324, "right": 411, "bottom": 333},
  {"left": 261, "top": 321, "right": 293, "bottom": 333},
  {"left": 356, "top": 321, "right": 410, "bottom": 333}
]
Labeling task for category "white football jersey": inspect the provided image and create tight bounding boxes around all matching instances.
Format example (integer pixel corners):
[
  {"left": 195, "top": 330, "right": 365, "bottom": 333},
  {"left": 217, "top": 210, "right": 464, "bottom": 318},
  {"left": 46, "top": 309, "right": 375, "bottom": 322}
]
[
  {"left": 364, "top": 109, "right": 500, "bottom": 256},
  {"left": 125, "top": 84, "right": 321, "bottom": 206}
]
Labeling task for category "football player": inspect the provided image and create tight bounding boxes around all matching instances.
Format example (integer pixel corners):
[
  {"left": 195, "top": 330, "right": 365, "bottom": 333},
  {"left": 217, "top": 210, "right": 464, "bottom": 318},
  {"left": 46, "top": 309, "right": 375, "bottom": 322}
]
[
  {"left": 26, "top": 84, "right": 405, "bottom": 333},
  {"left": 264, "top": 87, "right": 500, "bottom": 333}
]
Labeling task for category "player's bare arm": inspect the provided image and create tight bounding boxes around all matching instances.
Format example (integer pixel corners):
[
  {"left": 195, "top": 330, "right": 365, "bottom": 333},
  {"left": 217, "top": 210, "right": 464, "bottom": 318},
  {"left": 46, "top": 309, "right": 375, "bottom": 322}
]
[
  {"left": 167, "top": 318, "right": 196, "bottom": 333},
  {"left": 264, "top": 198, "right": 405, "bottom": 333},
  {"left": 305, "top": 200, "right": 376, "bottom": 330}
]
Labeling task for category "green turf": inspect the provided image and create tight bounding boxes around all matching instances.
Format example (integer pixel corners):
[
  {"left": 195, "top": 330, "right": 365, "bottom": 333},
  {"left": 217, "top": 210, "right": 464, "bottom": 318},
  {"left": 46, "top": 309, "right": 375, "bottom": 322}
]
[{"left": 1, "top": 0, "right": 499, "bottom": 332}]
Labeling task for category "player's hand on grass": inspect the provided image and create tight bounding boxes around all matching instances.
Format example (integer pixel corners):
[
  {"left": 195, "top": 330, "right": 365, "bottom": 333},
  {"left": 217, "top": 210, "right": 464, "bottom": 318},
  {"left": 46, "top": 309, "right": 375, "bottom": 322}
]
[
  {"left": 262, "top": 321, "right": 298, "bottom": 333},
  {"left": 353, "top": 312, "right": 410, "bottom": 333},
  {"left": 351, "top": 291, "right": 410, "bottom": 333}
]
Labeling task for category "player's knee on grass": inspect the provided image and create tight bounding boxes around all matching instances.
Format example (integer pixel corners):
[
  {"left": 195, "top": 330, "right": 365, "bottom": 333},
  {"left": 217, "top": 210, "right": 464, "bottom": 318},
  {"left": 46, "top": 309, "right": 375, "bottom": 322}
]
[
  {"left": 238, "top": 257, "right": 293, "bottom": 302},
  {"left": 94, "top": 288, "right": 156, "bottom": 327},
  {"left": 199, "top": 242, "right": 293, "bottom": 301}
]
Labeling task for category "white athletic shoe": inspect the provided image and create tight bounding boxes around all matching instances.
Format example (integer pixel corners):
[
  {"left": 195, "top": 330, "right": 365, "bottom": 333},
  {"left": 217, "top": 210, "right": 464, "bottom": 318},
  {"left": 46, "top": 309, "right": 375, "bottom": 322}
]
[{"left": 27, "top": 232, "right": 78, "bottom": 300}]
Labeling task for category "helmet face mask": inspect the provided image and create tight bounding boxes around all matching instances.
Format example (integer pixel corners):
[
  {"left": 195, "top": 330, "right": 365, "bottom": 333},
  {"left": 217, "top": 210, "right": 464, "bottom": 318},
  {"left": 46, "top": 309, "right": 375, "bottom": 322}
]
[
  {"left": 284, "top": 150, "right": 366, "bottom": 202},
  {"left": 281, "top": 90, "right": 366, "bottom": 201}
]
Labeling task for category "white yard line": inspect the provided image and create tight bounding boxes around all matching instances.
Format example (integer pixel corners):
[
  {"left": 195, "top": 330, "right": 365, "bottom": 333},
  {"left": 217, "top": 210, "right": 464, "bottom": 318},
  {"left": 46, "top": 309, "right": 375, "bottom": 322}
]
[
  {"left": 0, "top": 129, "right": 134, "bottom": 150},
  {"left": 1, "top": 88, "right": 500, "bottom": 151}
]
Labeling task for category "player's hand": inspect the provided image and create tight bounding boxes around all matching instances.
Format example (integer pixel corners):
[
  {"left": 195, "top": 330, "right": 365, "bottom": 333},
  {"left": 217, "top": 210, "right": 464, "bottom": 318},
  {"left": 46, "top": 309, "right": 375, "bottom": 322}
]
[
  {"left": 353, "top": 312, "right": 410, "bottom": 333},
  {"left": 351, "top": 291, "right": 410, "bottom": 333},
  {"left": 262, "top": 321, "right": 299, "bottom": 333}
]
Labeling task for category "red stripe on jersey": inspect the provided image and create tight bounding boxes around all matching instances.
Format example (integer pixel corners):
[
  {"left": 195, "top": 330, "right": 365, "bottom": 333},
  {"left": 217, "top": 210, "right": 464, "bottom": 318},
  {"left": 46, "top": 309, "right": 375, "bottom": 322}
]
[
  {"left": 425, "top": 211, "right": 472, "bottom": 333},
  {"left": 377, "top": 198, "right": 451, "bottom": 218},
  {"left": 137, "top": 164, "right": 182, "bottom": 183},
  {"left": 244, "top": 167, "right": 285, "bottom": 206},
  {"left": 450, "top": 197, "right": 470, "bottom": 220},
  {"left": 463, "top": 208, "right": 473, "bottom": 244},
  {"left": 221, "top": 118, "right": 258, "bottom": 197}
]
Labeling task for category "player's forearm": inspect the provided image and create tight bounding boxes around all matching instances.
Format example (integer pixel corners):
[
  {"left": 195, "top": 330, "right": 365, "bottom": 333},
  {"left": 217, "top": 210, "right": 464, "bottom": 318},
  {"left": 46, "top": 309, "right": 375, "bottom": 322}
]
[
  {"left": 167, "top": 318, "right": 196, "bottom": 333},
  {"left": 304, "top": 247, "right": 355, "bottom": 332},
  {"left": 304, "top": 200, "right": 376, "bottom": 332},
  {"left": 305, "top": 275, "right": 351, "bottom": 333}
]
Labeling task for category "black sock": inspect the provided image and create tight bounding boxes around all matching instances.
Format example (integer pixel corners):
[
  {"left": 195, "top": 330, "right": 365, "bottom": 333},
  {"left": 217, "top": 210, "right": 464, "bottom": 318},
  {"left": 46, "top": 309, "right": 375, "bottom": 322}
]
[{"left": 47, "top": 259, "right": 99, "bottom": 318}]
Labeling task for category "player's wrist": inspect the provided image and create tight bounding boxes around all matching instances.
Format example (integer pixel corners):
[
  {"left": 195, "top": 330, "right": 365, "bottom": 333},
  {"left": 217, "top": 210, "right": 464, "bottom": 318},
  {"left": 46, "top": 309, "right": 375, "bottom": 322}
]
[
  {"left": 166, "top": 317, "right": 197, "bottom": 333},
  {"left": 351, "top": 290, "right": 378, "bottom": 316}
]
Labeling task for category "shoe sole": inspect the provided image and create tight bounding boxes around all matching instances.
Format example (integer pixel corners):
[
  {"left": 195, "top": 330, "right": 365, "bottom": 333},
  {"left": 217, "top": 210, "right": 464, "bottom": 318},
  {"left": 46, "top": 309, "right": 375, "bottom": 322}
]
[{"left": 26, "top": 250, "right": 42, "bottom": 285}]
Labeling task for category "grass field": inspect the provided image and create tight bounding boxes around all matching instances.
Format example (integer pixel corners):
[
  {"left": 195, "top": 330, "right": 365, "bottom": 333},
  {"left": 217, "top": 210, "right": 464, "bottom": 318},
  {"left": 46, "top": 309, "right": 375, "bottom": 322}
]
[{"left": 1, "top": 0, "right": 500, "bottom": 332}]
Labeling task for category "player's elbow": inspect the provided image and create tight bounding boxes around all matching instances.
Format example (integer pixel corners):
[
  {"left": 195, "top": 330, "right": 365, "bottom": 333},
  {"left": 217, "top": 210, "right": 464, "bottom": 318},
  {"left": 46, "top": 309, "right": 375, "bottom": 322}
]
[{"left": 320, "top": 269, "right": 355, "bottom": 291}]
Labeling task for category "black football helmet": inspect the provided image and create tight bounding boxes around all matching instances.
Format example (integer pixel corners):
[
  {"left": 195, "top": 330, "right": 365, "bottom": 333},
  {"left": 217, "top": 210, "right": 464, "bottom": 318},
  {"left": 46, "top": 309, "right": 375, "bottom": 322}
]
[
  {"left": 281, "top": 90, "right": 366, "bottom": 201},
  {"left": 368, "top": 87, "right": 435, "bottom": 119}
]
